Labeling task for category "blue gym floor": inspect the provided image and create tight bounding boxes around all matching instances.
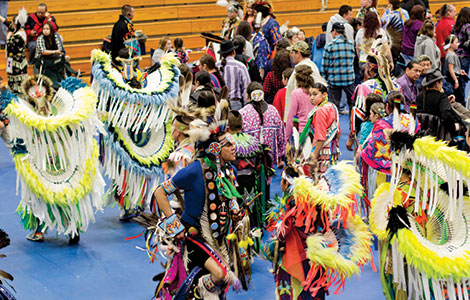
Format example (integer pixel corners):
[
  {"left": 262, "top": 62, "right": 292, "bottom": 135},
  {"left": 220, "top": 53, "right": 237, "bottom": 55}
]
[{"left": 0, "top": 115, "right": 384, "bottom": 299}]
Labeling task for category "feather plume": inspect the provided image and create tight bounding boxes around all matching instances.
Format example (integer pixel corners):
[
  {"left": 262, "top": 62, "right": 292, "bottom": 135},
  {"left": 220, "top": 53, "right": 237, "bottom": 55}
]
[
  {"left": 385, "top": 16, "right": 403, "bottom": 60},
  {"left": 302, "top": 136, "right": 312, "bottom": 161},
  {"left": 293, "top": 127, "right": 299, "bottom": 152},
  {"left": 15, "top": 7, "right": 28, "bottom": 27},
  {"left": 216, "top": 0, "right": 229, "bottom": 6}
]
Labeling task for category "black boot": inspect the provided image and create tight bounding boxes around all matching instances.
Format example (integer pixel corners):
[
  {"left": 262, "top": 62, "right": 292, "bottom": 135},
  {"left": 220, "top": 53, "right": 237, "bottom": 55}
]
[{"left": 69, "top": 233, "right": 80, "bottom": 245}]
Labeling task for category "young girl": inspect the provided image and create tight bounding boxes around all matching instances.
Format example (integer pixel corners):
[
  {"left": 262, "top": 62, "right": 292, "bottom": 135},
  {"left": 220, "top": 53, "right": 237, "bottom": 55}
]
[
  {"left": 302, "top": 83, "right": 341, "bottom": 176},
  {"left": 445, "top": 34, "right": 468, "bottom": 104},
  {"left": 273, "top": 68, "right": 293, "bottom": 121},
  {"left": 356, "top": 100, "right": 386, "bottom": 164},
  {"left": 174, "top": 38, "right": 189, "bottom": 64}
]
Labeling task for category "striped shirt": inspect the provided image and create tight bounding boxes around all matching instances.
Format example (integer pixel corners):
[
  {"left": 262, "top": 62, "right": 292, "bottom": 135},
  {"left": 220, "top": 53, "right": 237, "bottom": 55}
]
[
  {"left": 321, "top": 34, "right": 355, "bottom": 87},
  {"left": 216, "top": 56, "right": 250, "bottom": 101}
]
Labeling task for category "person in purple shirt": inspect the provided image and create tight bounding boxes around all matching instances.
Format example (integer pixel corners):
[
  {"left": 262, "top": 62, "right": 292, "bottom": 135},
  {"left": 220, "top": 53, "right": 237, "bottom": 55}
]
[
  {"left": 394, "top": 60, "right": 422, "bottom": 112},
  {"left": 401, "top": 5, "right": 425, "bottom": 64}
]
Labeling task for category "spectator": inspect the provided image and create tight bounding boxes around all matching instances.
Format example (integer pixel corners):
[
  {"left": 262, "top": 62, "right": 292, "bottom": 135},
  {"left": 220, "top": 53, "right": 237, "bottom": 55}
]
[
  {"left": 417, "top": 70, "right": 461, "bottom": 135},
  {"left": 297, "top": 29, "right": 306, "bottom": 42},
  {"left": 190, "top": 71, "right": 221, "bottom": 104},
  {"left": 151, "top": 37, "right": 171, "bottom": 65},
  {"left": 233, "top": 35, "right": 261, "bottom": 82},
  {"left": 216, "top": 40, "right": 250, "bottom": 110},
  {"left": 414, "top": 20, "right": 441, "bottom": 72},
  {"left": 401, "top": 5, "right": 426, "bottom": 65},
  {"left": 25, "top": 3, "right": 59, "bottom": 63},
  {"left": 326, "top": 5, "right": 354, "bottom": 44},
  {"left": 311, "top": 23, "right": 328, "bottom": 70},
  {"left": 321, "top": 22, "right": 356, "bottom": 112},
  {"left": 252, "top": 1, "right": 281, "bottom": 50},
  {"left": 417, "top": 54, "right": 432, "bottom": 87},
  {"left": 382, "top": 0, "right": 409, "bottom": 29},
  {"left": 240, "top": 82, "right": 285, "bottom": 167},
  {"left": 35, "top": 22, "right": 65, "bottom": 89},
  {"left": 285, "top": 27, "right": 299, "bottom": 45},
  {"left": 0, "top": 10, "right": 28, "bottom": 93},
  {"left": 284, "top": 41, "right": 326, "bottom": 122},
  {"left": 199, "top": 54, "right": 225, "bottom": 88},
  {"left": 394, "top": 60, "right": 422, "bottom": 112},
  {"left": 356, "top": 0, "right": 379, "bottom": 24},
  {"left": 111, "top": 5, "right": 138, "bottom": 64},
  {"left": 273, "top": 68, "right": 293, "bottom": 121},
  {"left": 445, "top": 35, "right": 467, "bottom": 104},
  {"left": 434, "top": 8, "right": 442, "bottom": 25},
  {"left": 453, "top": 7, "right": 470, "bottom": 97},
  {"left": 356, "top": 12, "right": 393, "bottom": 70},
  {"left": 174, "top": 38, "right": 188, "bottom": 64},
  {"left": 285, "top": 64, "right": 315, "bottom": 142},
  {"left": 251, "top": 17, "right": 271, "bottom": 79},
  {"left": 263, "top": 49, "right": 290, "bottom": 104},
  {"left": 236, "top": 20, "right": 254, "bottom": 59},
  {"left": 243, "top": 0, "right": 256, "bottom": 28},
  {"left": 0, "top": 0, "right": 7, "bottom": 49},
  {"left": 221, "top": 3, "right": 240, "bottom": 40},
  {"left": 264, "top": 37, "right": 289, "bottom": 74},
  {"left": 401, "top": 0, "right": 427, "bottom": 14},
  {"left": 436, "top": 4, "right": 456, "bottom": 66}
]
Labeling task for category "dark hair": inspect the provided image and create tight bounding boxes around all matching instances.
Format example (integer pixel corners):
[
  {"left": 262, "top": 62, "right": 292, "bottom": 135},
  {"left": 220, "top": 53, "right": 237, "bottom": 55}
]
[
  {"left": 405, "top": 5, "right": 425, "bottom": 26},
  {"left": 42, "top": 22, "right": 58, "bottom": 50},
  {"left": 253, "top": 3, "right": 271, "bottom": 18},
  {"left": 118, "top": 48, "right": 130, "bottom": 58},
  {"left": 246, "top": 81, "right": 265, "bottom": 125},
  {"left": 339, "top": 5, "right": 352, "bottom": 17},
  {"left": 365, "top": 93, "right": 383, "bottom": 118},
  {"left": 312, "top": 82, "right": 327, "bottom": 94},
  {"left": 389, "top": 0, "right": 400, "bottom": 10},
  {"left": 284, "top": 165, "right": 300, "bottom": 178},
  {"left": 321, "top": 22, "right": 328, "bottom": 32},
  {"left": 295, "top": 65, "right": 314, "bottom": 89},
  {"left": 363, "top": 12, "right": 381, "bottom": 39},
  {"left": 38, "top": 3, "right": 47, "bottom": 11},
  {"left": 121, "top": 4, "right": 133, "bottom": 15},
  {"left": 406, "top": 60, "right": 420, "bottom": 69},
  {"left": 197, "top": 90, "right": 216, "bottom": 108},
  {"left": 454, "top": 7, "right": 470, "bottom": 33},
  {"left": 228, "top": 110, "right": 243, "bottom": 131},
  {"left": 272, "top": 49, "right": 291, "bottom": 80},
  {"left": 174, "top": 38, "right": 183, "bottom": 50},
  {"left": 275, "top": 38, "right": 290, "bottom": 51},
  {"left": 440, "top": 4, "right": 453, "bottom": 18},
  {"left": 418, "top": 20, "right": 435, "bottom": 38},
  {"left": 195, "top": 71, "right": 212, "bottom": 89},
  {"left": 386, "top": 90, "right": 405, "bottom": 109},
  {"left": 233, "top": 35, "right": 246, "bottom": 55},
  {"left": 366, "top": 55, "right": 379, "bottom": 74},
  {"left": 282, "top": 67, "right": 294, "bottom": 80},
  {"left": 236, "top": 21, "right": 252, "bottom": 41},
  {"left": 199, "top": 54, "right": 226, "bottom": 87}
]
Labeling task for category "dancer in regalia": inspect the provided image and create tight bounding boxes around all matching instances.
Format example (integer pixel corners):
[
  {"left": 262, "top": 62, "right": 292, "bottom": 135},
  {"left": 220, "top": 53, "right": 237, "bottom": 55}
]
[{"left": 5, "top": 75, "right": 104, "bottom": 244}]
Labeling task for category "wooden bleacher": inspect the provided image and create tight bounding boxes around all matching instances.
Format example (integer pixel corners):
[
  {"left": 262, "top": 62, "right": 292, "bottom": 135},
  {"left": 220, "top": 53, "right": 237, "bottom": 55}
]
[{"left": 1, "top": 0, "right": 469, "bottom": 81}]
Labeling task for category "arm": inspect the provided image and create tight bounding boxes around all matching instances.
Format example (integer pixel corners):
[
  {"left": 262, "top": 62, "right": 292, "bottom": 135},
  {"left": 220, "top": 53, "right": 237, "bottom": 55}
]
[
  {"left": 155, "top": 187, "right": 174, "bottom": 218},
  {"left": 448, "top": 63, "right": 459, "bottom": 88}
]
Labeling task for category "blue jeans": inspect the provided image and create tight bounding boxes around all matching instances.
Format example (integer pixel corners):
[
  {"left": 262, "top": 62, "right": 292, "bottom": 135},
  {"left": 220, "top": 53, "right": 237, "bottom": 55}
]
[{"left": 0, "top": 1, "right": 8, "bottom": 46}]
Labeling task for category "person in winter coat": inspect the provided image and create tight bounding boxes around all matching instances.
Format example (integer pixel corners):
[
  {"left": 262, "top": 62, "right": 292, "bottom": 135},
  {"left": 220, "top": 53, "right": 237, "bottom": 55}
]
[{"left": 414, "top": 20, "right": 441, "bottom": 72}]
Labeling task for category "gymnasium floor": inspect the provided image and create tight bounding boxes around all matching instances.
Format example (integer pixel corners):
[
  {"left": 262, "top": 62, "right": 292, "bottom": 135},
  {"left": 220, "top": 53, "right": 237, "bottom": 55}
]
[{"left": 0, "top": 115, "right": 384, "bottom": 299}]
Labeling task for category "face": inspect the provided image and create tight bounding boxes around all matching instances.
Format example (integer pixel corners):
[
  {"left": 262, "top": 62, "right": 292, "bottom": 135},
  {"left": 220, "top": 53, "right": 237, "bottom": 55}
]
[
  {"left": 344, "top": 10, "right": 353, "bottom": 22},
  {"left": 42, "top": 24, "right": 51, "bottom": 36},
  {"left": 308, "top": 87, "right": 326, "bottom": 106},
  {"left": 127, "top": 8, "right": 135, "bottom": 20},
  {"left": 219, "top": 134, "right": 236, "bottom": 162},
  {"left": 448, "top": 5, "right": 457, "bottom": 19},
  {"left": 37, "top": 6, "right": 46, "bottom": 18},
  {"left": 370, "top": 111, "right": 380, "bottom": 123},
  {"left": 246, "top": 5, "right": 253, "bottom": 16},
  {"left": 451, "top": 37, "right": 460, "bottom": 50},
  {"left": 297, "top": 31, "right": 305, "bottom": 41},
  {"left": 420, "top": 60, "right": 432, "bottom": 74},
  {"left": 291, "top": 34, "right": 299, "bottom": 44},
  {"left": 165, "top": 40, "right": 172, "bottom": 51},
  {"left": 227, "top": 11, "right": 237, "bottom": 19},
  {"left": 171, "top": 120, "right": 181, "bottom": 141},
  {"left": 406, "top": 64, "right": 423, "bottom": 82},
  {"left": 360, "top": 0, "right": 372, "bottom": 8},
  {"left": 290, "top": 50, "right": 302, "bottom": 64}
]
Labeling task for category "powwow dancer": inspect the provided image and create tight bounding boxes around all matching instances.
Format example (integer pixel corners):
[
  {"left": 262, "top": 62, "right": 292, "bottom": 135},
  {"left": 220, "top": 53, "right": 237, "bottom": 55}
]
[
  {"left": 91, "top": 49, "right": 179, "bottom": 220},
  {"left": 370, "top": 132, "right": 470, "bottom": 299},
  {"left": 6, "top": 76, "right": 105, "bottom": 244},
  {"left": 136, "top": 99, "right": 253, "bottom": 299},
  {"left": 263, "top": 129, "right": 374, "bottom": 299}
]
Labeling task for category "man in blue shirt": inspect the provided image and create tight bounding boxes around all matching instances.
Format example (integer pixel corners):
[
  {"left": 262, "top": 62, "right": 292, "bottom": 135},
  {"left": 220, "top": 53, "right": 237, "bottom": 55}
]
[{"left": 321, "top": 22, "right": 356, "bottom": 113}]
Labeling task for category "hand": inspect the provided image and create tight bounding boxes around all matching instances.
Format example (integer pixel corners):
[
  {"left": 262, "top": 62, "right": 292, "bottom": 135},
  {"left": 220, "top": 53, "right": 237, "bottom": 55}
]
[
  {"left": 45, "top": 12, "right": 50, "bottom": 18},
  {"left": 31, "top": 30, "right": 37, "bottom": 37},
  {"left": 461, "top": 70, "right": 468, "bottom": 76},
  {"left": 346, "top": 137, "right": 354, "bottom": 151},
  {"left": 454, "top": 81, "right": 459, "bottom": 89},
  {"left": 390, "top": 61, "right": 394, "bottom": 71},
  {"left": 448, "top": 95, "right": 456, "bottom": 103},
  {"left": 455, "top": 123, "right": 460, "bottom": 132},
  {"left": 175, "top": 230, "right": 185, "bottom": 241}
]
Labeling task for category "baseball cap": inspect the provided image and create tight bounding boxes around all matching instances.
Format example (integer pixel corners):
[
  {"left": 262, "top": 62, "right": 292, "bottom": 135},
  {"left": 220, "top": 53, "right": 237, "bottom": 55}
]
[
  {"left": 331, "top": 22, "right": 345, "bottom": 33},
  {"left": 286, "top": 41, "right": 309, "bottom": 54}
]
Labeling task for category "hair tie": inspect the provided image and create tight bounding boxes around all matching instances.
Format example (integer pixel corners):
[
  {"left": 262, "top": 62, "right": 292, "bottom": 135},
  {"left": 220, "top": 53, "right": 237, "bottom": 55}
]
[
  {"left": 250, "top": 90, "right": 264, "bottom": 102},
  {"left": 394, "top": 98, "right": 401, "bottom": 104}
]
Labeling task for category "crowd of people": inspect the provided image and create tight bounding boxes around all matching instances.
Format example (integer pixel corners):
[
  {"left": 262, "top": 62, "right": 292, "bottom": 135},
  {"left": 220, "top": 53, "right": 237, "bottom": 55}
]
[{"left": 2, "top": 0, "right": 470, "bottom": 299}]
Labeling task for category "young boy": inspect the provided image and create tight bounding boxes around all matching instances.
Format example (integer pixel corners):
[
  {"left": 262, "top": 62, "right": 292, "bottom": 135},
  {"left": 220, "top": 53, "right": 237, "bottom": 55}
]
[{"left": 272, "top": 68, "right": 293, "bottom": 121}]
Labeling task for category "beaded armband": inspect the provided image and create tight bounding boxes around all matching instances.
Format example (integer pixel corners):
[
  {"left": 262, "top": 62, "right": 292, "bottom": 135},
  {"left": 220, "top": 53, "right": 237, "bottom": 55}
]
[{"left": 158, "top": 214, "right": 185, "bottom": 237}]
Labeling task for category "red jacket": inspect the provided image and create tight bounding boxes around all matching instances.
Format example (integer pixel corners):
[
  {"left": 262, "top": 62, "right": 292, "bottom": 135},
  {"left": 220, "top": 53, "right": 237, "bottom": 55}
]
[
  {"left": 435, "top": 17, "right": 455, "bottom": 58},
  {"left": 25, "top": 13, "right": 59, "bottom": 43}
]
